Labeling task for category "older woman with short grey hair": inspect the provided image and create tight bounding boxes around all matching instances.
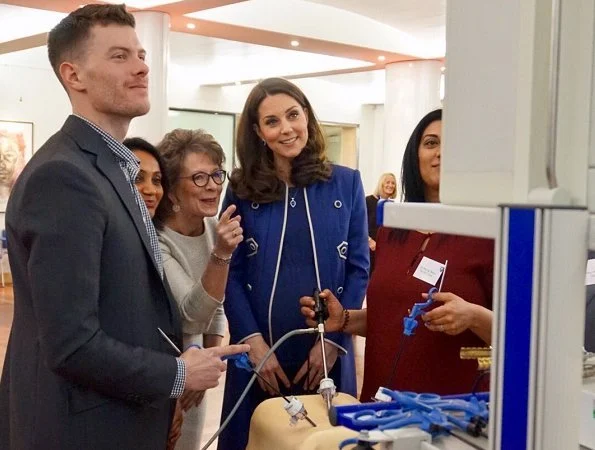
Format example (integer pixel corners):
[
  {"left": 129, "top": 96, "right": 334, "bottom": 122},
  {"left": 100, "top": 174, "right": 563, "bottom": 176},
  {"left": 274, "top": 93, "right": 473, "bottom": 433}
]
[{"left": 155, "top": 128, "right": 242, "bottom": 450}]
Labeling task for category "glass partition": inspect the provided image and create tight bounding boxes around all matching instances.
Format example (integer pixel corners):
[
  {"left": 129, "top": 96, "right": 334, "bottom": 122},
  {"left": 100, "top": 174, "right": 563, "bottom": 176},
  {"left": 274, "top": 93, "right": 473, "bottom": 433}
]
[{"left": 167, "top": 108, "right": 236, "bottom": 169}]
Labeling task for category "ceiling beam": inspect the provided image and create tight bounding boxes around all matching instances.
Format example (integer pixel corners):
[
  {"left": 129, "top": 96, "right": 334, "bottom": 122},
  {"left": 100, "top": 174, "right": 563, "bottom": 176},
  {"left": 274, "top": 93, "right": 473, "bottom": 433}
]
[
  {"left": 0, "top": 32, "right": 47, "bottom": 55},
  {"left": 169, "top": 16, "right": 416, "bottom": 66}
]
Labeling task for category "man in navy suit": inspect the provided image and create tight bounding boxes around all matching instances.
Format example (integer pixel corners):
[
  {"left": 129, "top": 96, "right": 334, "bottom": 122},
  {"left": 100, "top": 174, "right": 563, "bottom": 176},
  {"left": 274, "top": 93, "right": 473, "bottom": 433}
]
[{"left": 0, "top": 5, "right": 248, "bottom": 449}]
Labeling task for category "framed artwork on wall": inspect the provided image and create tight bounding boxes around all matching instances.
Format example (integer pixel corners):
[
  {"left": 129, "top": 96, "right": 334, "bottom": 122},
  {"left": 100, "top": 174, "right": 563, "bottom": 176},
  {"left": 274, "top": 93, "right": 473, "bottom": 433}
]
[{"left": 0, "top": 120, "right": 34, "bottom": 212}]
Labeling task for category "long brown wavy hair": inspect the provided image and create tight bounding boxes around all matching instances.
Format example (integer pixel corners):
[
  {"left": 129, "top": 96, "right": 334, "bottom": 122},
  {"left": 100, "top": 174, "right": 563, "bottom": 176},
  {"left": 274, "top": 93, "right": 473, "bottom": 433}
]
[{"left": 230, "top": 78, "right": 331, "bottom": 203}]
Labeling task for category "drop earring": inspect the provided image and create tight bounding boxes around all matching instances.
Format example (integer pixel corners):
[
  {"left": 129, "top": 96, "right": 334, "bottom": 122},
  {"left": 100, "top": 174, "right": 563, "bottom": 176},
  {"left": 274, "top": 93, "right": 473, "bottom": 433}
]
[{"left": 172, "top": 204, "right": 180, "bottom": 212}]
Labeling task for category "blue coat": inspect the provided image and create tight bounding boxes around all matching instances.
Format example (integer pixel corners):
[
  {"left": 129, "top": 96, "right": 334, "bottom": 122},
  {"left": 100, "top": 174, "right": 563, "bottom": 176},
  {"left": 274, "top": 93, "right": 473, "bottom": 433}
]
[{"left": 218, "top": 165, "right": 369, "bottom": 450}]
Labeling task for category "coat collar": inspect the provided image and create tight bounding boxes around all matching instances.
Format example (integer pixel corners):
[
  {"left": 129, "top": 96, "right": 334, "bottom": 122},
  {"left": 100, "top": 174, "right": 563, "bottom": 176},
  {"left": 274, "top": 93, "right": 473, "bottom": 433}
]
[
  {"left": 61, "top": 115, "right": 155, "bottom": 269},
  {"left": 61, "top": 116, "right": 180, "bottom": 330}
]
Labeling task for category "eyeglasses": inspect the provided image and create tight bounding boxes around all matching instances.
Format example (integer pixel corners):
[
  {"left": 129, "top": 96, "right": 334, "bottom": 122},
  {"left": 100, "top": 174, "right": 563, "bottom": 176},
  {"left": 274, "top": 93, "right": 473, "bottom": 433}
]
[{"left": 180, "top": 169, "right": 227, "bottom": 187}]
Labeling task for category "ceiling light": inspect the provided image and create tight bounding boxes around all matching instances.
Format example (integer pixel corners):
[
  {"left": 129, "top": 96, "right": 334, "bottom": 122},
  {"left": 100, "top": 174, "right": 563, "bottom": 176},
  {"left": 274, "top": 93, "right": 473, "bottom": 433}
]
[
  {"left": 290, "top": 40, "right": 300, "bottom": 47},
  {"left": 186, "top": 23, "right": 196, "bottom": 30},
  {"left": 377, "top": 55, "right": 385, "bottom": 62}
]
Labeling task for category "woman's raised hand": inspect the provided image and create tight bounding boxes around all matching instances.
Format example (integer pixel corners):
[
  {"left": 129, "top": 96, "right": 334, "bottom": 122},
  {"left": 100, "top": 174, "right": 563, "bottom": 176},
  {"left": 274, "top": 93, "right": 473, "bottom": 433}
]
[{"left": 214, "top": 204, "right": 243, "bottom": 257}]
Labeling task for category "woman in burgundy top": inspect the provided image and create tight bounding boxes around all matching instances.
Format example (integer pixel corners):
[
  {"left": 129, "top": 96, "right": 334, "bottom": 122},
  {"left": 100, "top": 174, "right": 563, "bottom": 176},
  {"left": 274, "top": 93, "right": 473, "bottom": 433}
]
[{"left": 301, "top": 108, "right": 494, "bottom": 399}]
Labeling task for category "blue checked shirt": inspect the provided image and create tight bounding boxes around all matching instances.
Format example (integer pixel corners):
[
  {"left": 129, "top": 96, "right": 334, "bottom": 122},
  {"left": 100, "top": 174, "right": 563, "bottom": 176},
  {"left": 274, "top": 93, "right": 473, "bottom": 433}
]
[
  {"left": 75, "top": 115, "right": 163, "bottom": 278},
  {"left": 75, "top": 115, "right": 185, "bottom": 398}
]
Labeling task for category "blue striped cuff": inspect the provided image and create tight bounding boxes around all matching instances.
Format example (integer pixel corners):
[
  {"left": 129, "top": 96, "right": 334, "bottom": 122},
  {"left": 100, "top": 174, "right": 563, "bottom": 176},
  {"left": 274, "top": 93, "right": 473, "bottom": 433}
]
[{"left": 170, "top": 357, "right": 186, "bottom": 398}]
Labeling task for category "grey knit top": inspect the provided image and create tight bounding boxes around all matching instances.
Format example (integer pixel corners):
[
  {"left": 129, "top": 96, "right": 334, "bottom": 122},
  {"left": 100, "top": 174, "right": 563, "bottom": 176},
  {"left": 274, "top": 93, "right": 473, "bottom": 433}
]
[{"left": 158, "top": 218, "right": 226, "bottom": 346}]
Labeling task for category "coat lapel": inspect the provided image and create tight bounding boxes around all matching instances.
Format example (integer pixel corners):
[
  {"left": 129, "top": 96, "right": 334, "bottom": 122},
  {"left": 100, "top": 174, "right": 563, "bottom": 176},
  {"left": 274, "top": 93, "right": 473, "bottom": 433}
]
[
  {"left": 62, "top": 116, "right": 157, "bottom": 274},
  {"left": 95, "top": 149, "right": 156, "bottom": 265},
  {"left": 61, "top": 116, "right": 182, "bottom": 327}
]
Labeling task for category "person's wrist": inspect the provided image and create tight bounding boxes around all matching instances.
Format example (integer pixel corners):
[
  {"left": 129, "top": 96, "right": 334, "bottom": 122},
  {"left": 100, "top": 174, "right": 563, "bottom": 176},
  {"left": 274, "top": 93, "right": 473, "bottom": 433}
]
[
  {"left": 468, "top": 303, "right": 480, "bottom": 329},
  {"left": 245, "top": 335, "right": 264, "bottom": 346},
  {"left": 337, "top": 308, "right": 350, "bottom": 333},
  {"left": 210, "top": 250, "right": 232, "bottom": 265}
]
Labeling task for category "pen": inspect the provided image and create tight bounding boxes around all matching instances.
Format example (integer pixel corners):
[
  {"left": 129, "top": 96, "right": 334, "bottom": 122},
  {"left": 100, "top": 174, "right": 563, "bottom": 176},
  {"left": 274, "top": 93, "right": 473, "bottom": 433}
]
[{"left": 158, "top": 327, "right": 181, "bottom": 355}]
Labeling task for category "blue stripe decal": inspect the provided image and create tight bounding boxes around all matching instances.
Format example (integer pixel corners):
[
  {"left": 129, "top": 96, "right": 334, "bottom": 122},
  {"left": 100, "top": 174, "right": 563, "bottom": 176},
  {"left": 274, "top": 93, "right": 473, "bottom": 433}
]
[
  {"left": 501, "top": 208, "right": 535, "bottom": 450},
  {"left": 377, "top": 199, "right": 387, "bottom": 227}
]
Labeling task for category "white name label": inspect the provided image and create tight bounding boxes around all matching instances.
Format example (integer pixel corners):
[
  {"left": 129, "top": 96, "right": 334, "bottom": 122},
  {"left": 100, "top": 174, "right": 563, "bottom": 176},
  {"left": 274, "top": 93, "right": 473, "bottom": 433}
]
[{"left": 412, "top": 256, "right": 445, "bottom": 286}]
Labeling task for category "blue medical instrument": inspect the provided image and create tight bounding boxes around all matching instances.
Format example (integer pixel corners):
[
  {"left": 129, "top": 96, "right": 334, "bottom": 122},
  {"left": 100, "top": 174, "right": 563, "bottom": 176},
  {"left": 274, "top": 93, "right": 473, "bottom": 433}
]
[
  {"left": 385, "top": 285, "right": 441, "bottom": 387},
  {"left": 331, "top": 388, "right": 489, "bottom": 439},
  {"left": 403, "top": 286, "right": 439, "bottom": 336},
  {"left": 333, "top": 388, "right": 489, "bottom": 449},
  {"left": 385, "top": 256, "right": 448, "bottom": 388}
]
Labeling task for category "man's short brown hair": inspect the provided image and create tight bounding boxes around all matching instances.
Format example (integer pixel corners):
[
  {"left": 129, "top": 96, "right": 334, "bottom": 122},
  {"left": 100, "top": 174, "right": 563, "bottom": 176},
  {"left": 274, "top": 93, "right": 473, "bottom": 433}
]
[{"left": 47, "top": 4, "right": 135, "bottom": 85}]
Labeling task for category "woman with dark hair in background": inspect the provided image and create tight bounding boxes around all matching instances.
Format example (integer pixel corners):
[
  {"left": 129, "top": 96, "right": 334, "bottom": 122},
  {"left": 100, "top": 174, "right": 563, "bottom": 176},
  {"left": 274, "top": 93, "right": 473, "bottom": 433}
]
[
  {"left": 123, "top": 137, "right": 165, "bottom": 218},
  {"left": 218, "top": 78, "right": 369, "bottom": 449},
  {"left": 366, "top": 172, "right": 397, "bottom": 273},
  {"left": 301, "top": 108, "right": 494, "bottom": 400}
]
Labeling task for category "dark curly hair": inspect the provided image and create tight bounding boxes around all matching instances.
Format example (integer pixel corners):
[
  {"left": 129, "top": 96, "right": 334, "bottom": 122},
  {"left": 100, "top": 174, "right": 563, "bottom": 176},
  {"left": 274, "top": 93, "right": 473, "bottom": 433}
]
[{"left": 230, "top": 77, "right": 331, "bottom": 203}]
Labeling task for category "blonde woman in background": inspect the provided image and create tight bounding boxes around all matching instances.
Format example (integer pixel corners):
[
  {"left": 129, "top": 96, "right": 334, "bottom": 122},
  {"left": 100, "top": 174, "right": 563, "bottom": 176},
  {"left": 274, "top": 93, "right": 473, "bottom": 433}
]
[{"left": 366, "top": 172, "right": 397, "bottom": 272}]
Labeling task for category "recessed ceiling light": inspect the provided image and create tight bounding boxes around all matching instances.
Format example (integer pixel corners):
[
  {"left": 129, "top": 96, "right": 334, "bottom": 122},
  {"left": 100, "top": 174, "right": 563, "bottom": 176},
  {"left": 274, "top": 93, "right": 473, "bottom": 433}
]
[
  {"left": 290, "top": 40, "right": 300, "bottom": 47},
  {"left": 186, "top": 23, "right": 196, "bottom": 30},
  {"left": 377, "top": 55, "right": 386, "bottom": 61}
]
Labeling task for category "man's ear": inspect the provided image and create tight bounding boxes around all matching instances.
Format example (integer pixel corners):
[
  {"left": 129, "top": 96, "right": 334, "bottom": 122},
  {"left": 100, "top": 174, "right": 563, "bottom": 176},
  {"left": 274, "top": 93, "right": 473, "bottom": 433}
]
[{"left": 59, "top": 61, "right": 85, "bottom": 93}]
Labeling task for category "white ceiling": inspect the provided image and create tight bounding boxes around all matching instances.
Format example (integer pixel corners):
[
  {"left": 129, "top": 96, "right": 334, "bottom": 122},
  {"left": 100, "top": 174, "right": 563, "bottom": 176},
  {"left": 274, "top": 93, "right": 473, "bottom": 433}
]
[
  {"left": 0, "top": 0, "right": 445, "bottom": 85},
  {"left": 0, "top": 32, "right": 374, "bottom": 86},
  {"left": 0, "top": 5, "right": 65, "bottom": 43},
  {"left": 188, "top": 0, "right": 446, "bottom": 57},
  {"left": 169, "top": 33, "right": 373, "bottom": 85},
  {"left": 308, "top": 0, "right": 446, "bottom": 39}
]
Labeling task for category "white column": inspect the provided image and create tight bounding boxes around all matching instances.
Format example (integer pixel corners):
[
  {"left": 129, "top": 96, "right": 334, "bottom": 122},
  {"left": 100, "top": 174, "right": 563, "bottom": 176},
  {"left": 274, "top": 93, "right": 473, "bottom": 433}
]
[
  {"left": 382, "top": 61, "right": 442, "bottom": 188},
  {"left": 127, "top": 11, "right": 170, "bottom": 144}
]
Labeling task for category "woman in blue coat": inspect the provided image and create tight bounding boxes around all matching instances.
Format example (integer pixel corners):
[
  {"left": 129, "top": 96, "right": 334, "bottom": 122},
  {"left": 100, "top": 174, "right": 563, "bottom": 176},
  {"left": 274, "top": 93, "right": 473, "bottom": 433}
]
[{"left": 218, "top": 78, "right": 369, "bottom": 450}]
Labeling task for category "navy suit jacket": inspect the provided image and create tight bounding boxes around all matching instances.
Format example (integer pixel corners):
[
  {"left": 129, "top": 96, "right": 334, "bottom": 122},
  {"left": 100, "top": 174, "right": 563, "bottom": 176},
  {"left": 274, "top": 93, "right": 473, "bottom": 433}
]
[{"left": 0, "top": 116, "right": 182, "bottom": 449}]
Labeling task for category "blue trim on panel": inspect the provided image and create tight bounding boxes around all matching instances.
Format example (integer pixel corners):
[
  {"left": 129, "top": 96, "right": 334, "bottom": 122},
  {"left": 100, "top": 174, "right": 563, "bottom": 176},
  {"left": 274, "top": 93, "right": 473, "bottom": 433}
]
[
  {"left": 501, "top": 208, "right": 535, "bottom": 450},
  {"left": 377, "top": 199, "right": 392, "bottom": 226}
]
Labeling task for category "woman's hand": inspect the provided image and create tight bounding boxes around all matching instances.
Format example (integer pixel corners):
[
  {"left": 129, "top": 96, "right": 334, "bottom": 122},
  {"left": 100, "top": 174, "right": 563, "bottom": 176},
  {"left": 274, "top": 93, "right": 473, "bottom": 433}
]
[
  {"left": 245, "top": 335, "right": 290, "bottom": 395},
  {"left": 299, "top": 289, "right": 344, "bottom": 332},
  {"left": 368, "top": 237, "right": 376, "bottom": 252},
  {"left": 293, "top": 341, "right": 339, "bottom": 391},
  {"left": 421, "top": 292, "right": 480, "bottom": 335},
  {"left": 213, "top": 204, "right": 243, "bottom": 257}
]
